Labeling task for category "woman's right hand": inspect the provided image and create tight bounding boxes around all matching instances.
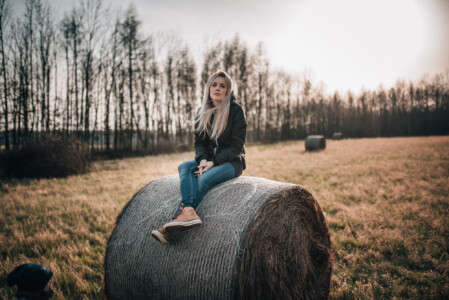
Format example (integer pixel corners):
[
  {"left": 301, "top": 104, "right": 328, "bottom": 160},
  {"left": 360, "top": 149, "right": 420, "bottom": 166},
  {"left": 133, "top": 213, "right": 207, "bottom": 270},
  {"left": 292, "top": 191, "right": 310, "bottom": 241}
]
[{"left": 195, "top": 159, "right": 208, "bottom": 177}]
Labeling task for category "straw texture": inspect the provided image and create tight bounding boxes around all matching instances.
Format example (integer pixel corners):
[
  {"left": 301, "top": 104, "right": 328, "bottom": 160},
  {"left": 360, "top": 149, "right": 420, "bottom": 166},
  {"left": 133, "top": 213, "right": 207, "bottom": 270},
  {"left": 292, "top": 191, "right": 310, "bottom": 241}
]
[{"left": 105, "top": 175, "right": 333, "bottom": 300}]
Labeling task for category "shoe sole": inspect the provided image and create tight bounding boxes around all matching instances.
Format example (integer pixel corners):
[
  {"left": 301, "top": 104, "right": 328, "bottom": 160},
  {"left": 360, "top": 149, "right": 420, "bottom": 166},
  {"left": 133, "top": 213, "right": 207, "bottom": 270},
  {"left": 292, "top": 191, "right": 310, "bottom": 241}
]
[
  {"left": 151, "top": 230, "right": 169, "bottom": 245},
  {"left": 164, "top": 220, "right": 202, "bottom": 233}
]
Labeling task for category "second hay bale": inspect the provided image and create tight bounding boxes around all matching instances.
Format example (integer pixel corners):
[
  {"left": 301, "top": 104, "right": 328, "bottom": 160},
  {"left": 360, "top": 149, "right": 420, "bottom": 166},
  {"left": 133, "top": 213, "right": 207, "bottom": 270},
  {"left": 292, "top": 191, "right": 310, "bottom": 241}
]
[
  {"left": 332, "top": 132, "right": 343, "bottom": 140},
  {"left": 305, "top": 135, "right": 326, "bottom": 151}
]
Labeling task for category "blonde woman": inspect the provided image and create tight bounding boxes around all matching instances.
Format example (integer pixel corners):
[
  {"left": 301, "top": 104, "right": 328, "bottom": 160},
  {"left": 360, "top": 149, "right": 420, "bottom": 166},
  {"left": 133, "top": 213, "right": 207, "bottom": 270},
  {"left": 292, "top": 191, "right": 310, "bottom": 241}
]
[{"left": 151, "top": 71, "right": 247, "bottom": 245}]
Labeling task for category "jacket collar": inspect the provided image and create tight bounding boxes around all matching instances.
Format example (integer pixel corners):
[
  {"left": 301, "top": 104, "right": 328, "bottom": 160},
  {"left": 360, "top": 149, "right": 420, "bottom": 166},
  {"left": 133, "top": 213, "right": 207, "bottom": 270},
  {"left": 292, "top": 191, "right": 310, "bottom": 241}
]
[{"left": 230, "top": 92, "right": 236, "bottom": 104}]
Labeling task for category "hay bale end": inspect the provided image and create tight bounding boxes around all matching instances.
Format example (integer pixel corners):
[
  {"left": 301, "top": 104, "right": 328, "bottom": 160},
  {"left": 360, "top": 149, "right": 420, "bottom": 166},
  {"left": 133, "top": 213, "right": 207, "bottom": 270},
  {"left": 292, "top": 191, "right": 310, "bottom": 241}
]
[
  {"left": 305, "top": 135, "right": 326, "bottom": 151},
  {"left": 105, "top": 175, "right": 333, "bottom": 300}
]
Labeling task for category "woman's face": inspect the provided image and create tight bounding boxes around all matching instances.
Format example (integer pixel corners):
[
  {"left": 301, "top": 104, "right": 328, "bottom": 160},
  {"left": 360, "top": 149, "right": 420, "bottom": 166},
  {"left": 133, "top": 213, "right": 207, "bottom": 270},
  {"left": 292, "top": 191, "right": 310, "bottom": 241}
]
[{"left": 209, "top": 76, "right": 228, "bottom": 105}]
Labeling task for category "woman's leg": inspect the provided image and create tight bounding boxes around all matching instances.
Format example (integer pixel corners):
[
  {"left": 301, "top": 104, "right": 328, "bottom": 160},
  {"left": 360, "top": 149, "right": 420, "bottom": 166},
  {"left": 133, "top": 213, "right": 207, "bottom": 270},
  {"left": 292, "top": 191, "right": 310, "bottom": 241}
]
[
  {"left": 173, "top": 160, "right": 199, "bottom": 217},
  {"left": 193, "top": 162, "right": 236, "bottom": 210},
  {"left": 162, "top": 161, "right": 235, "bottom": 236},
  {"left": 153, "top": 160, "right": 202, "bottom": 242}
]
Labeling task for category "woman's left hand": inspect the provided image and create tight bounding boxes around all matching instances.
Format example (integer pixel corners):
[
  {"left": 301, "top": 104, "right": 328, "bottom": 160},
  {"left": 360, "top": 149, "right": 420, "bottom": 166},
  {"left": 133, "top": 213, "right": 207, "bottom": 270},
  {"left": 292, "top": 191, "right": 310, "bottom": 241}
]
[
  {"left": 203, "top": 161, "right": 214, "bottom": 172},
  {"left": 194, "top": 161, "right": 214, "bottom": 177}
]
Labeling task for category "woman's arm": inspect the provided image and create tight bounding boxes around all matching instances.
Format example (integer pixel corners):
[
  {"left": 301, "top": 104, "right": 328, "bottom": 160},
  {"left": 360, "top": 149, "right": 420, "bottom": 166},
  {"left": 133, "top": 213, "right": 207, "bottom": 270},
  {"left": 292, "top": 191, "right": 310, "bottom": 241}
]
[{"left": 212, "top": 106, "right": 247, "bottom": 166}]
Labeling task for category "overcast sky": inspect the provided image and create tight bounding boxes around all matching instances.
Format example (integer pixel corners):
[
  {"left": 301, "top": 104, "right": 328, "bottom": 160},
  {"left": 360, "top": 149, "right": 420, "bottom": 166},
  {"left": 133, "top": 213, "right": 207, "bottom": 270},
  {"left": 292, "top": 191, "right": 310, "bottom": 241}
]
[{"left": 11, "top": 0, "right": 449, "bottom": 94}]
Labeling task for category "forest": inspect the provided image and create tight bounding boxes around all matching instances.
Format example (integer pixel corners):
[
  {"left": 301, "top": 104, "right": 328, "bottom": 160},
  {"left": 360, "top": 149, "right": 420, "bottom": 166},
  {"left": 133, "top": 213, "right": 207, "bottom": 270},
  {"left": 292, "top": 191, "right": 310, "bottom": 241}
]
[{"left": 1, "top": 0, "right": 448, "bottom": 154}]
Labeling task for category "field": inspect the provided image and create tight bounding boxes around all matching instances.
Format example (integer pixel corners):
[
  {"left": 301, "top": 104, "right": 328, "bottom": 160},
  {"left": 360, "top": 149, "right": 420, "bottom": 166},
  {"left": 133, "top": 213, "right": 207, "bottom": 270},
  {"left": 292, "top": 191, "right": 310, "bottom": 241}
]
[{"left": 1, "top": 136, "right": 449, "bottom": 299}]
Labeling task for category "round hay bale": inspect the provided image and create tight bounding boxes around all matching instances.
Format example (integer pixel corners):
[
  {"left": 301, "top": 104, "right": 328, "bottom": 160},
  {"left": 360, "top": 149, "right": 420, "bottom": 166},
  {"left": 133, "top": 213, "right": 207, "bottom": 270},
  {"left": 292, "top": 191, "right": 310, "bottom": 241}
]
[
  {"left": 305, "top": 135, "right": 326, "bottom": 151},
  {"left": 332, "top": 132, "right": 343, "bottom": 140},
  {"left": 105, "top": 175, "right": 333, "bottom": 300}
]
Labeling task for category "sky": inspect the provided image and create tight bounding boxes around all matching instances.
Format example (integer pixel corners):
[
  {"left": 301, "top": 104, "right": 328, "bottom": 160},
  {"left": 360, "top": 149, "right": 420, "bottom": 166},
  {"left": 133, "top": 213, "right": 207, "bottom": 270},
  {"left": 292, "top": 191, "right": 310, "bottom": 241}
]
[{"left": 11, "top": 0, "right": 449, "bottom": 94}]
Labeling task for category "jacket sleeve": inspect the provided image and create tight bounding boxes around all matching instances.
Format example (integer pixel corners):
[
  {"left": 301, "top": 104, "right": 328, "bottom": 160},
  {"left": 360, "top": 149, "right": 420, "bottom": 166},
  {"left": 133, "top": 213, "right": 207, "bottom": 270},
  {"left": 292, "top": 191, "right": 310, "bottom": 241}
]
[
  {"left": 194, "top": 112, "right": 209, "bottom": 163},
  {"left": 212, "top": 106, "right": 247, "bottom": 166}
]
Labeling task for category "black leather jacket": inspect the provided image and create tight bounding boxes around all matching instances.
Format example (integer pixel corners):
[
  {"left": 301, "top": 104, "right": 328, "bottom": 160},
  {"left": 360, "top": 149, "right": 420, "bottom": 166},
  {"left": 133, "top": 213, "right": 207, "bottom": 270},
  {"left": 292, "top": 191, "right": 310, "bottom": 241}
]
[{"left": 194, "top": 99, "right": 247, "bottom": 177}]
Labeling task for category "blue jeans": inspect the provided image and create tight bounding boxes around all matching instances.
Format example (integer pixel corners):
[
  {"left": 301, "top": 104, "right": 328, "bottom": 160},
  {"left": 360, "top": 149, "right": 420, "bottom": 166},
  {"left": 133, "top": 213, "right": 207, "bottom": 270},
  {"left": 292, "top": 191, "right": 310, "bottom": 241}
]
[{"left": 174, "top": 160, "right": 236, "bottom": 218}]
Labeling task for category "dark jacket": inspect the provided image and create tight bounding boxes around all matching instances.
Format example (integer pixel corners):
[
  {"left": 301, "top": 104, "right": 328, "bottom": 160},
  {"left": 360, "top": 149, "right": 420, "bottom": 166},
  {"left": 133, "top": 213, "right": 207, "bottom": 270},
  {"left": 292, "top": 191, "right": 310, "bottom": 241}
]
[{"left": 194, "top": 99, "right": 247, "bottom": 177}]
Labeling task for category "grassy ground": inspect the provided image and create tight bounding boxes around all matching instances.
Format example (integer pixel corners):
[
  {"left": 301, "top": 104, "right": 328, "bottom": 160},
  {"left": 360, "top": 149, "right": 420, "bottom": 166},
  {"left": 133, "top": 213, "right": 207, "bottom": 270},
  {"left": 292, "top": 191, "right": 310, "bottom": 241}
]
[{"left": 1, "top": 136, "right": 448, "bottom": 299}]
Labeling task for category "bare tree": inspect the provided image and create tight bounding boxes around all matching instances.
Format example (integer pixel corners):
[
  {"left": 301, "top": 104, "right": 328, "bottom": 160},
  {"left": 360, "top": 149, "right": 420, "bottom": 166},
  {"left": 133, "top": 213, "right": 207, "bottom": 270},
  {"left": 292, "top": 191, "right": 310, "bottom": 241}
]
[
  {"left": 201, "top": 41, "right": 223, "bottom": 84},
  {"left": 52, "top": 30, "right": 58, "bottom": 133},
  {"left": 35, "top": 0, "right": 54, "bottom": 132},
  {"left": 253, "top": 42, "right": 269, "bottom": 140},
  {"left": 67, "top": 8, "right": 82, "bottom": 135},
  {"left": 79, "top": 0, "right": 104, "bottom": 146},
  {"left": 136, "top": 37, "right": 153, "bottom": 149},
  {"left": 175, "top": 45, "right": 196, "bottom": 144},
  {"left": 119, "top": 4, "right": 140, "bottom": 149},
  {"left": 102, "top": 20, "right": 120, "bottom": 151},
  {"left": 0, "top": 0, "right": 11, "bottom": 150}
]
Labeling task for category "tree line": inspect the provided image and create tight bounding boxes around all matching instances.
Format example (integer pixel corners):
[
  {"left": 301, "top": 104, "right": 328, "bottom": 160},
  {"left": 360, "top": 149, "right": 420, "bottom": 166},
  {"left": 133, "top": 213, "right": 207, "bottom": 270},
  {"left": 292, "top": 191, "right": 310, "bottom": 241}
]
[{"left": 1, "top": 0, "right": 448, "bottom": 154}]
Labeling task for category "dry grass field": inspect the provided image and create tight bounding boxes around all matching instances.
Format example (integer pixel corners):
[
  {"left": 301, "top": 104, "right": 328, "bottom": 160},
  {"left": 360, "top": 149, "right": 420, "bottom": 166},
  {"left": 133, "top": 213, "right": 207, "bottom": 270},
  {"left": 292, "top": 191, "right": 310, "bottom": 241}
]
[{"left": 1, "top": 136, "right": 448, "bottom": 299}]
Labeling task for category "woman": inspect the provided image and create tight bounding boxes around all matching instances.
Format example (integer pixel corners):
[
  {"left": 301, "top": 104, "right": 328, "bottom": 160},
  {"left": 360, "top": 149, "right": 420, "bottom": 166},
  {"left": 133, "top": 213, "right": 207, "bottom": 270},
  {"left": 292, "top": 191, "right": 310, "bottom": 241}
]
[{"left": 151, "top": 70, "right": 247, "bottom": 245}]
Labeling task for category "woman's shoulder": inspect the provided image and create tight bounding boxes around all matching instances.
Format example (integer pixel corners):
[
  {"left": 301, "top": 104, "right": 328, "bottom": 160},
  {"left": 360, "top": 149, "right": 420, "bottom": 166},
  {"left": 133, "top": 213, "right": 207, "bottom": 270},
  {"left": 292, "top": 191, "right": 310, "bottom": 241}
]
[
  {"left": 229, "top": 102, "right": 246, "bottom": 125},
  {"left": 230, "top": 101, "right": 244, "bottom": 114}
]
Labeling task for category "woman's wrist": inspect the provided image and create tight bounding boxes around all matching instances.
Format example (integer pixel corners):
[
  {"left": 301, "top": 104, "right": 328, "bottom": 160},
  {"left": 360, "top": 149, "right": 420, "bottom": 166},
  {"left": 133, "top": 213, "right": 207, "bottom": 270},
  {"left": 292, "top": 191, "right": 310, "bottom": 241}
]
[{"left": 212, "top": 158, "right": 219, "bottom": 166}]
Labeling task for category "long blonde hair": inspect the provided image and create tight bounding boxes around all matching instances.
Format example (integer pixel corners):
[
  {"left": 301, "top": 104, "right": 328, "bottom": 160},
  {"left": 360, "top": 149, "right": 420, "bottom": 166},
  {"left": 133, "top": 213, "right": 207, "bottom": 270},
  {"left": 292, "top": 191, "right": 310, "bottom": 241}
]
[{"left": 195, "top": 71, "right": 235, "bottom": 140}]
